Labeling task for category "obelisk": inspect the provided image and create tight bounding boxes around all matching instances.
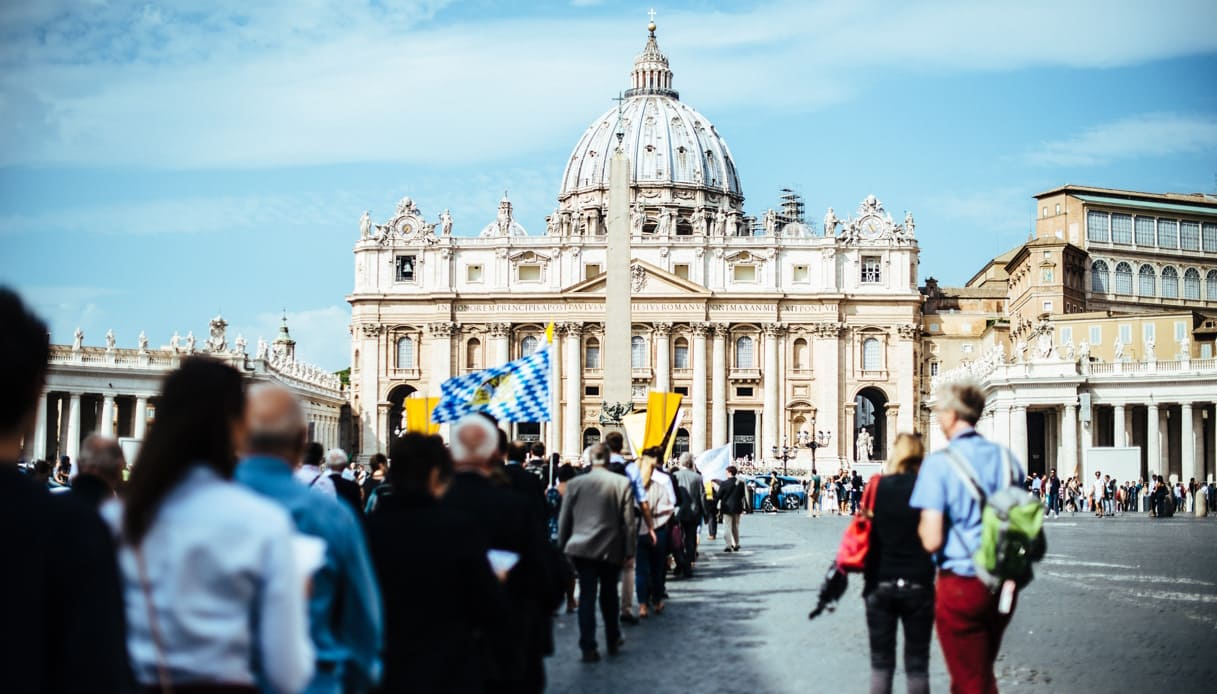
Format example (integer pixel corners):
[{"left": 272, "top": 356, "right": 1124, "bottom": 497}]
[{"left": 602, "top": 125, "right": 632, "bottom": 420}]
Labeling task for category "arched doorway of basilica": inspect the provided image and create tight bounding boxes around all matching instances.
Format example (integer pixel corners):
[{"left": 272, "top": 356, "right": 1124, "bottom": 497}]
[
  {"left": 386, "top": 384, "right": 416, "bottom": 443},
  {"left": 583, "top": 427, "right": 601, "bottom": 450},
  {"left": 673, "top": 427, "right": 690, "bottom": 457},
  {"left": 854, "top": 387, "right": 888, "bottom": 463}
]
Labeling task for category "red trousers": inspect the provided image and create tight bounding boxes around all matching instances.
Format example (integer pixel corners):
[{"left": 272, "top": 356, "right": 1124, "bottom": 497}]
[{"left": 935, "top": 571, "right": 1015, "bottom": 694}]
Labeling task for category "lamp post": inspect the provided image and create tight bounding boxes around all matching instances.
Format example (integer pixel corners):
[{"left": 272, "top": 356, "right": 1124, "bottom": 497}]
[
  {"left": 772, "top": 435, "right": 796, "bottom": 476},
  {"left": 808, "top": 428, "right": 833, "bottom": 472}
]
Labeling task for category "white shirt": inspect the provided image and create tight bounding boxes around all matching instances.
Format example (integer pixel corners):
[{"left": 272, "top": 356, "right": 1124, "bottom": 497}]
[
  {"left": 1092, "top": 478, "right": 1105, "bottom": 498},
  {"left": 106, "top": 467, "right": 314, "bottom": 693},
  {"left": 641, "top": 470, "right": 678, "bottom": 533},
  {"left": 294, "top": 464, "right": 337, "bottom": 498}
]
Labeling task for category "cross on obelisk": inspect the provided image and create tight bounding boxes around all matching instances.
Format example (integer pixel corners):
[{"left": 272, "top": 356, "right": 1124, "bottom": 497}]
[{"left": 601, "top": 93, "right": 633, "bottom": 426}]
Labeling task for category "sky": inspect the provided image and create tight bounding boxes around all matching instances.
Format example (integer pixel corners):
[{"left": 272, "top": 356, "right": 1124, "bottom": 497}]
[{"left": 2, "top": 0, "right": 1216, "bottom": 371}]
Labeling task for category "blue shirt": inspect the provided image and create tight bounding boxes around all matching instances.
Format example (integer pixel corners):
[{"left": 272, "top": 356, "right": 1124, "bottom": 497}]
[
  {"left": 236, "top": 456, "right": 383, "bottom": 692},
  {"left": 619, "top": 457, "right": 647, "bottom": 505},
  {"left": 909, "top": 428, "right": 1025, "bottom": 576}
]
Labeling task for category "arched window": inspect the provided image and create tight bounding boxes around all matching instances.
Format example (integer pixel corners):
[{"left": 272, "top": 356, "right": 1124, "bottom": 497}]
[
  {"left": 1184, "top": 268, "right": 1201, "bottom": 300},
  {"left": 735, "top": 336, "right": 754, "bottom": 368},
  {"left": 1091, "top": 260, "right": 1110, "bottom": 293},
  {"left": 583, "top": 428, "right": 601, "bottom": 449},
  {"left": 862, "top": 338, "right": 881, "bottom": 371},
  {"left": 585, "top": 337, "right": 601, "bottom": 369},
  {"left": 1137, "top": 264, "right": 1156, "bottom": 297},
  {"left": 466, "top": 338, "right": 482, "bottom": 370},
  {"left": 1161, "top": 266, "right": 1179, "bottom": 299},
  {"left": 395, "top": 336, "right": 414, "bottom": 369},
  {"left": 793, "top": 338, "right": 809, "bottom": 371},
  {"left": 673, "top": 337, "right": 689, "bottom": 369},
  {"left": 1207, "top": 270, "right": 1217, "bottom": 300},
  {"left": 521, "top": 335, "right": 539, "bottom": 357},
  {"left": 631, "top": 336, "right": 646, "bottom": 369},
  {"left": 1114, "top": 262, "right": 1133, "bottom": 295}
]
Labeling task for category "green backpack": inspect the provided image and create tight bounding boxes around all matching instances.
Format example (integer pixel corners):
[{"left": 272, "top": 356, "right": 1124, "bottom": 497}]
[{"left": 942, "top": 447, "right": 1046, "bottom": 591}]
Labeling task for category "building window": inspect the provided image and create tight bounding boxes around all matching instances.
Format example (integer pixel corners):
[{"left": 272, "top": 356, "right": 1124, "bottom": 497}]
[
  {"left": 466, "top": 338, "right": 482, "bottom": 370},
  {"left": 930, "top": 362, "right": 939, "bottom": 376},
  {"left": 1137, "top": 264, "right": 1156, "bottom": 297},
  {"left": 674, "top": 386, "right": 689, "bottom": 396},
  {"left": 736, "top": 387, "right": 754, "bottom": 398},
  {"left": 517, "top": 265, "right": 542, "bottom": 282},
  {"left": 1042, "top": 207, "right": 1048, "bottom": 218},
  {"left": 585, "top": 386, "right": 600, "bottom": 397},
  {"left": 1201, "top": 343, "right": 1213, "bottom": 359},
  {"left": 1086, "top": 211, "right": 1109, "bottom": 242},
  {"left": 792, "top": 264, "right": 810, "bottom": 283},
  {"left": 733, "top": 264, "right": 757, "bottom": 283},
  {"left": 466, "top": 264, "right": 483, "bottom": 283},
  {"left": 673, "top": 338, "right": 689, "bottom": 369},
  {"left": 862, "top": 338, "right": 881, "bottom": 371},
  {"left": 1089, "top": 326, "right": 1102, "bottom": 346},
  {"left": 1208, "top": 270, "right": 1217, "bottom": 300},
  {"left": 673, "top": 263, "right": 690, "bottom": 280},
  {"left": 1134, "top": 216, "right": 1156, "bottom": 246},
  {"left": 1161, "top": 266, "right": 1179, "bottom": 299},
  {"left": 1157, "top": 219, "right": 1178, "bottom": 248},
  {"left": 583, "top": 427, "right": 601, "bottom": 448},
  {"left": 395, "top": 255, "right": 417, "bottom": 282},
  {"left": 1111, "top": 214, "right": 1132, "bottom": 244},
  {"left": 1119, "top": 324, "right": 1132, "bottom": 345},
  {"left": 1055, "top": 204, "right": 1061, "bottom": 215},
  {"left": 1181, "top": 221, "right": 1201, "bottom": 251},
  {"left": 1041, "top": 268, "right": 1055, "bottom": 283},
  {"left": 792, "top": 338, "right": 809, "bottom": 370},
  {"left": 735, "top": 336, "right": 754, "bottom": 368},
  {"left": 1203, "top": 223, "right": 1217, "bottom": 252},
  {"left": 521, "top": 335, "right": 539, "bottom": 357},
  {"left": 1061, "top": 326, "right": 1073, "bottom": 345},
  {"left": 861, "top": 256, "right": 882, "bottom": 283},
  {"left": 585, "top": 338, "right": 601, "bottom": 369},
  {"left": 631, "top": 336, "right": 646, "bottom": 369},
  {"left": 1091, "top": 260, "right": 1110, "bottom": 293},
  {"left": 585, "top": 263, "right": 602, "bottom": 279},
  {"left": 396, "top": 336, "right": 414, "bottom": 369},
  {"left": 1143, "top": 323, "right": 1156, "bottom": 343},
  {"left": 1042, "top": 300, "right": 1053, "bottom": 312},
  {"left": 1174, "top": 321, "right": 1187, "bottom": 341},
  {"left": 1114, "top": 262, "right": 1133, "bottom": 295},
  {"left": 1184, "top": 268, "right": 1201, "bottom": 300}
]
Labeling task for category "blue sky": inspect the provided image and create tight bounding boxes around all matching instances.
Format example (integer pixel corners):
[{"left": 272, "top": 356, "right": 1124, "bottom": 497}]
[{"left": 2, "top": 0, "right": 1216, "bottom": 370}]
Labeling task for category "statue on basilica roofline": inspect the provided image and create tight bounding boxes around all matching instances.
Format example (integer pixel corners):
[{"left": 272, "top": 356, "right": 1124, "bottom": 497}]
[
  {"left": 762, "top": 209, "right": 777, "bottom": 236},
  {"left": 186, "top": 331, "right": 196, "bottom": 353},
  {"left": 1077, "top": 340, "right": 1091, "bottom": 362},
  {"left": 235, "top": 334, "right": 247, "bottom": 355},
  {"left": 823, "top": 207, "right": 841, "bottom": 237},
  {"left": 1112, "top": 337, "right": 1125, "bottom": 362},
  {"left": 170, "top": 331, "right": 181, "bottom": 352},
  {"left": 904, "top": 211, "right": 916, "bottom": 236},
  {"left": 138, "top": 331, "right": 149, "bottom": 353},
  {"left": 105, "top": 329, "right": 116, "bottom": 351},
  {"left": 359, "top": 210, "right": 372, "bottom": 239},
  {"left": 1144, "top": 336, "right": 1156, "bottom": 362},
  {"left": 1179, "top": 336, "right": 1190, "bottom": 359},
  {"left": 72, "top": 327, "right": 84, "bottom": 351},
  {"left": 439, "top": 209, "right": 453, "bottom": 236},
  {"left": 631, "top": 201, "right": 645, "bottom": 235}
]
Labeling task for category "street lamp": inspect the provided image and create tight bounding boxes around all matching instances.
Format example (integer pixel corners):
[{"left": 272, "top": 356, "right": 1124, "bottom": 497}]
[
  {"left": 772, "top": 435, "right": 796, "bottom": 475},
  {"left": 808, "top": 426, "right": 832, "bottom": 473}
]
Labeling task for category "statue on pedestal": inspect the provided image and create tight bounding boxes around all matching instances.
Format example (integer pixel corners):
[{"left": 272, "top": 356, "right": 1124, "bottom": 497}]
[
  {"left": 186, "top": 331, "right": 196, "bottom": 353},
  {"left": 1036, "top": 331, "right": 1053, "bottom": 360},
  {"left": 72, "top": 327, "right": 84, "bottom": 351},
  {"left": 762, "top": 209, "right": 777, "bottom": 236},
  {"left": 138, "top": 331, "right": 149, "bottom": 353},
  {"left": 904, "top": 211, "right": 916, "bottom": 236},
  {"left": 855, "top": 428, "right": 873, "bottom": 464},
  {"left": 170, "top": 331, "right": 181, "bottom": 352},
  {"left": 1077, "top": 340, "right": 1091, "bottom": 362},
  {"left": 105, "top": 329, "right": 116, "bottom": 351},
  {"left": 439, "top": 209, "right": 453, "bottom": 236},
  {"left": 256, "top": 337, "right": 269, "bottom": 360},
  {"left": 235, "top": 334, "right": 247, "bottom": 355},
  {"left": 1113, "top": 338, "right": 1125, "bottom": 362},
  {"left": 1145, "top": 337, "right": 1156, "bottom": 362},
  {"left": 631, "top": 202, "right": 645, "bottom": 235},
  {"left": 1180, "top": 336, "right": 1191, "bottom": 359},
  {"left": 359, "top": 210, "right": 372, "bottom": 239},
  {"left": 823, "top": 207, "right": 840, "bottom": 237}
]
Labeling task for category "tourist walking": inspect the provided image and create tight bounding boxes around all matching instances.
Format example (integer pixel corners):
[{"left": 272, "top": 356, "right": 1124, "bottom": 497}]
[
  {"left": 326, "top": 448, "right": 365, "bottom": 516},
  {"left": 635, "top": 447, "right": 676, "bottom": 617},
  {"left": 117, "top": 358, "right": 315, "bottom": 693},
  {"left": 672, "top": 452, "right": 705, "bottom": 578},
  {"left": 70, "top": 433, "right": 125, "bottom": 511},
  {"left": 912, "top": 381, "right": 1027, "bottom": 694},
  {"left": 295, "top": 441, "right": 337, "bottom": 498},
  {"left": 716, "top": 465, "right": 747, "bottom": 552},
  {"left": 863, "top": 433, "right": 935, "bottom": 694},
  {"left": 1091, "top": 471, "right": 1106, "bottom": 518},
  {"left": 557, "top": 443, "right": 636, "bottom": 662}
]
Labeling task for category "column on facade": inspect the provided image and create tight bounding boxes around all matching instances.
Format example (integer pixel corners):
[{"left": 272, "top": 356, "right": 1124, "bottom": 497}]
[
  {"left": 896, "top": 325, "right": 917, "bottom": 432},
  {"left": 65, "top": 392, "right": 82, "bottom": 468},
  {"left": 357, "top": 323, "right": 384, "bottom": 461},
  {"left": 654, "top": 322, "right": 672, "bottom": 394},
  {"left": 884, "top": 403, "right": 899, "bottom": 462},
  {"left": 563, "top": 324, "right": 583, "bottom": 459},
  {"left": 761, "top": 323, "right": 782, "bottom": 460},
  {"left": 99, "top": 394, "right": 115, "bottom": 437},
  {"left": 31, "top": 392, "right": 48, "bottom": 460},
  {"left": 1061, "top": 403, "right": 1079, "bottom": 479},
  {"left": 711, "top": 323, "right": 728, "bottom": 447},
  {"left": 133, "top": 396, "right": 148, "bottom": 440},
  {"left": 548, "top": 326, "right": 562, "bottom": 458},
  {"left": 490, "top": 323, "right": 512, "bottom": 366},
  {"left": 428, "top": 322, "right": 454, "bottom": 398},
  {"left": 1181, "top": 401, "right": 1196, "bottom": 484},
  {"left": 1113, "top": 403, "right": 1127, "bottom": 447},
  {"left": 690, "top": 323, "right": 708, "bottom": 454},
  {"left": 928, "top": 409, "right": 943, "bottom": 453},
  {"left": 1146, "top": 402, "right": 1162, "bottom": 478},
  {"left": 992, "top": 403, "right": 1012, "bottom": 449},
  {"left": 1010, "top": 405, "right": 1028, "bottom": 466},
  {"left": 811, "top": 322, "right": 841, "bottom": 463}
]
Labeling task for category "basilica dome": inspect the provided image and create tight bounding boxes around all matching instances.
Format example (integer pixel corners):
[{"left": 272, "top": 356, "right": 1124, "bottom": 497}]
[{"left": 558, "top": 25, "right": 743, "bottom": 206}]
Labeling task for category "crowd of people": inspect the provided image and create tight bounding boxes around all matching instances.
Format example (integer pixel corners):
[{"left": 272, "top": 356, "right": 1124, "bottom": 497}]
[{"left": 1020, "top": 469, "right": 1217, "bottom": 519}]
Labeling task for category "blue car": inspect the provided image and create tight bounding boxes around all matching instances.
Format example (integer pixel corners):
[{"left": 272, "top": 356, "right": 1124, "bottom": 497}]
[{"left": 750, "top": 474, "right": 807, "bottom": 511}]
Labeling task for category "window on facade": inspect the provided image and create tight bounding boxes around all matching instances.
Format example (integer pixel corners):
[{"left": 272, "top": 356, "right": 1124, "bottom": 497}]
[
  {"left": 466, "top": 264, "right": 483, "bottom": 283},
  {"left": 585, "top": 263, "right": 602, "bottom": 279},
  {"left": 1061, "top": 327, "right": 1073, "bottom": 345},
  {"left": 930, "top": 362, "right": 939, "bottom": 376},
  {"left": 518, "top": 265, "right": 541, "bottom": 282},
  {"left": 1184, "top": 268, "right": 1201, "bottom": 300},
  {"left": 1143, "top": 323, "right": 1156, "bottom": 343},
  {"left": 1181, "top": 221, "right": 1201, "bottom": 251},
  {"left": 674, "top": 386, "right": 689, "bottom": 396},
  {"left": 735, "top": 336, "right": 754, "bottom": 368},
  {"left": 1201, "top": 343, "right": 1213, "bottom": 359},
  {"left": 585, "top": 338, "right": 601, "bottom": 369},
  {"left": 1113, "top": 262, "right": 1132, "bottom": 294},
  {"left": 1089, "top": 326, "right": 1102, "bottom": 346},
  {"left": 1086, "top": 211, "right": 1109, "bottom": 242},
  {"left": 673, "top": 264, "right": 690, "bottom": 280},
  {"left": 1091, "top": 260, "right": 1110, "bottom": 293},
  {"left": 793, "top": 264, "right": 809, "bottom": 283},
  {"left": 673, "top": 338, "right": 689, "bottom": 369},
  {"left": 1042, "top": 207, "right": 1048, "bottom": 218},
  {"left": 736, "top": 387, "right": 754, "bottom": 398},
  {"left": 1055, "top": 204, "right": 1061, "bottom": 215},
  {"left": 861, "top": 256, "right": 882, "bottom": 283},
  {"left": 1041, "top": 268, "right": 1055, "bottom": 283},
  {"left": 862, "top": 337, "right": 881, "bottom": 371},
  {"left": 1157, "top": 219, "right": 1178, "bottom": 248},
  {"left": 1119, "top": 324, "right": 1132, "bottom": 345},
  {"left": 585, "top": 386, "right": 600, "bottom": 397},
  {"left": 521, "top": 335, "right": 539, "bottom": 357},
  {"left": 1208, "top": 270, "right": 1217, "bottom": 300},
  {"left": 1203, "top": 223, "right": 1217, "bottom": 253},
  {"left": 1174, "top": 320, "right": 1187, "bottom": 341},
  {"left": 466, "top": 338, "right": 482, "bottom": 370},
  {"left": 792, "top": 338, "right": 809, "bottom": 370},
  {"left": 1134, "top": 216, "right": 1156, "bottom": 246},
  {"left": 395, "top": 255, "right": 417, "bottom": 282},
  {"left": 1137, "top": 265, "right": 1156, "bottom": 297},
  {"left": 733, "top": 264, "right": 757, "bottom": 283},
  {"left": 396, "top": 336, "right": 414, "bottom": 369},
  {"left": 1161, "top": 266, "right": 1179, "bottom": 299},
  {"left": 1042, "top": 300, "right": 1053, "bottom": 312},
  {"left": 1111, "top": 214, "right": 1132, "bottom": 244},
  {"left": 631, "top": 336, "right": 646, "bottom": 369}
]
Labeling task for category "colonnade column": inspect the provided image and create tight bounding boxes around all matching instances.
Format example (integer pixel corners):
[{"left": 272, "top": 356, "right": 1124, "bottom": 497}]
[
  {"left": 65, "top": 393, "right": 82, "bottom": 465},
  {"left": 711, "top": 323, "right": 728, "bottom": 447},
  {"left": 1181, "top": 401, "right": 1196, "bottom": 483},
  {"left": 993, "top": 403, "right": 1012, "bottom": 450},
  {"left": 1113, "top": 403, "right": 1127, "bottom": 447},
  {"left": 563, "top": 324, "right": 583, "bottom": 459},
  {"left": 133, "top": 396, "right": 148, "bottom": 440},
  {"left": 99, "top": 395, "right": 115, "bottom": 437},
  {"left": 690, "top": 323, "right": 708, "bottom": 454},
  {"left": 1010, "top": 404, "right": 1028, "bottom": 465},
  {"left": 654, "top": 323, "right": 672, "bottom": 394},
  {"left": 1146, "top": 402, "right": 1162, "bottom": 478},
  {"left": 761, "top": 323, "right": 782, "bottom": 461},
  {"left": 1061, "top": 403, "right": 1079, "bottom": 479},
  {"left": 31, "top": 392, "right": 48, "bottom": 460}
]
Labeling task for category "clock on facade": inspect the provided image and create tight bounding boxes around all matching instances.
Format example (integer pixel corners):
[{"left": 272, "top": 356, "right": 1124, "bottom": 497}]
[{"left": 859, "top": 217, "right": 883, "bottom": 240}]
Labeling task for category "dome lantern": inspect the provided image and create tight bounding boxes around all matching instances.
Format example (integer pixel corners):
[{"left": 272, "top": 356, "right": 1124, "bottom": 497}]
[{"left": 626, "top": 21, "right": 677, "bottom": 99}]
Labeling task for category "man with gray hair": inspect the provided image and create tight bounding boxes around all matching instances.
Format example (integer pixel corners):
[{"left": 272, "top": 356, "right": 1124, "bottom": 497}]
[
  {"left": 559, "top": 442, "right": 635, "bottom": 662},
  {"left": 70, "top": 433, "right": 125, "bottom": 510},
  {"left": 671, "top": 451, "right": 705, "bottom": 578},
  {"left": 324, "top": 448, "right": 363, "bottom": 516}
]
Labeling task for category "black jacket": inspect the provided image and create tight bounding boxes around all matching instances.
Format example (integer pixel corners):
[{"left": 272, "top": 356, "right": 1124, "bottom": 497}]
[
  {"left": 328, "top": 472, "right": 365, "bottom": 517},
  {"left": 367, "top": 490, "right": 507, "bottom": 693},
  {"left": 717, "top": 476, "right": 748, "bottom": 515},
  {"left": 0, "top": 465, "right": 133, "bottom": 694}
]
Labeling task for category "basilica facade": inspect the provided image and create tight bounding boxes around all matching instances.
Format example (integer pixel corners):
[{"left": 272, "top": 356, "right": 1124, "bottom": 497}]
[{"left": 348, "top": 23, "right": 922, "bottom": 471}]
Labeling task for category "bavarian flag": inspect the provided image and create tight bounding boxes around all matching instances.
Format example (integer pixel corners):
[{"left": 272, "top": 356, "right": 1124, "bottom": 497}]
[{"left": 432, "top": 346, "right": 552, "bottom": 423}]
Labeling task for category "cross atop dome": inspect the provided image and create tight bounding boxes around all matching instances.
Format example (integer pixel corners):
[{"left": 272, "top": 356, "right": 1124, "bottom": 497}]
[{"left": 626, "top": 12, "right": 677, "bottom": 99}]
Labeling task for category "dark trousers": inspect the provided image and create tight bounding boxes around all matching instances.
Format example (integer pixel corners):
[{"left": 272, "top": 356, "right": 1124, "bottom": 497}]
[
  {"left": 865, "top": 583, "right": 934, "bottom": 694},
  {"left": 706, "top": 510, "right": 718, "bottom": 538},
  {"left": 635, "top": 525, "right": 670, "bottom": 606},
  {"left": 677, "top": 519, "right": 698, "bottom": 574},
  {"left": 935, "top": 572, "right": 1015, "bottom": 694},
  {"left": 571, "top": 557, "right": 621, "bottom": 652},
  {"left": 1046, "top": 492, "right": 1059, "bottom": 515}
]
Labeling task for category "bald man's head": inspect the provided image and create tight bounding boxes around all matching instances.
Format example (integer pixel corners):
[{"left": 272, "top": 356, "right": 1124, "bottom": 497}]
[
  {"left": 245, "top": 384, "right": 307, "bottom": 463},
  {"left": 451, "top": 414, "right": 498, "bottom": 471}
]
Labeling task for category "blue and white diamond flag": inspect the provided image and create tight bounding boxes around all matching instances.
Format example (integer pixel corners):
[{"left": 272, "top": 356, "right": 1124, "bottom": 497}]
[{"left": 432, "top": 345, "right": 552, "bottom": 423}]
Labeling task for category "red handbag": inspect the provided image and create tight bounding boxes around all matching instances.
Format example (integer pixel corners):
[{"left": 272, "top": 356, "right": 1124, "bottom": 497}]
[{"left": 835, "top": 474, "right": 882, "bottom": 572}]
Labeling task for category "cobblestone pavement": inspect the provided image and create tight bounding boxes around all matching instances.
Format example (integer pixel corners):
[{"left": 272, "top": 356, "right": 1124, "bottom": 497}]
[{"left": 546, "top": 510, "right": 1217, "bottom": 693}]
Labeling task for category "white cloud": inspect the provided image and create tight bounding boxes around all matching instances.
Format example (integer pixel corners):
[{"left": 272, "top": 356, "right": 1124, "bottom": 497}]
[
  {"left": 1, "top": 0, "right": 1214, "bottom": 170},
  {"left": 230, "top": 305, "right": 352, "bottom": 372},
  {"left": 1025, "top": 113, "right": 1217, "bottom": 167}
]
